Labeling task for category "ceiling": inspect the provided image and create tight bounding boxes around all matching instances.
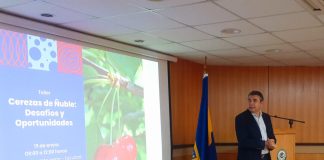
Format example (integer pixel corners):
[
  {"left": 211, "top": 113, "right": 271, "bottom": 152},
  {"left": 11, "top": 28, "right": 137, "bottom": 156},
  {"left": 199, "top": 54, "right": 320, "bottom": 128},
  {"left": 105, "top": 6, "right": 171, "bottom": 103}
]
[{"left": 1, "top": 0, "right": 324, "bottom": 66}]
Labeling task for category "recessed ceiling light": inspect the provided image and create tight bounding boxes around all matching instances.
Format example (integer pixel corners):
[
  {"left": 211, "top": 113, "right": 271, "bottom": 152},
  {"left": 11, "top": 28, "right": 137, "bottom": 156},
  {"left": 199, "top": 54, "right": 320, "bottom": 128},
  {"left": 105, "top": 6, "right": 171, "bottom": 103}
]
[
  {"left": 40, "top": 13, "right": 54, "bottom": 18},
  {"left": 134, "top": 39, "right": 145, "bottom": 43},
  {"left": 148, "top": 0, "right": 163, "bottom": 1},
  {"left": 265, "top": 49, "right": 281, "bottom": 53},
  {"left": 221, "top": 28, "right": 241, "bottom": 34}
]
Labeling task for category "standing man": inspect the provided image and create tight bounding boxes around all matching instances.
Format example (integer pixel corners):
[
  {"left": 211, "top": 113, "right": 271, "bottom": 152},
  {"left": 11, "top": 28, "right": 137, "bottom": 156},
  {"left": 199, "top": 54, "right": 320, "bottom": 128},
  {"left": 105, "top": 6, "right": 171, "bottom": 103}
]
[{"left": 235, "top": 90, "right": 276, "bottom": 160}]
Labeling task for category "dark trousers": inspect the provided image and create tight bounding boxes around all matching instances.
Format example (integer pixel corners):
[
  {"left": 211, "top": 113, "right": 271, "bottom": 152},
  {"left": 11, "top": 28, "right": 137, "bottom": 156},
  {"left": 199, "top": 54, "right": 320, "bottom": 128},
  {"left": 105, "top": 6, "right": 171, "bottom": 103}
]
[{"left": 261, "top": 153, "right": 270, "bottom": 160}]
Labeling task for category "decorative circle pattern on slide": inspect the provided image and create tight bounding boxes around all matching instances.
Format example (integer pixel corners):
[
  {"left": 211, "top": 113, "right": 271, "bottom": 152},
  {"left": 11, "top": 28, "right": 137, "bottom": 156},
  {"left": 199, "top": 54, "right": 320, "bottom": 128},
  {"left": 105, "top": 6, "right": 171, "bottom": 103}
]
[{"left": 27, "top": 35, "right": 57, "bottom": 71}]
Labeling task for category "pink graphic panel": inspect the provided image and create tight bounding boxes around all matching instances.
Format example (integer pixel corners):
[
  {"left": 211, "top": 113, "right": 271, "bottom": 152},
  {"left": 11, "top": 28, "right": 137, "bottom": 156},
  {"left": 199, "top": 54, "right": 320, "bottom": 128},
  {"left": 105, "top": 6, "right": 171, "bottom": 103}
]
[
  {"left": 0, "top": 29, "right": 28, "bottom": 68},
  {"left": 57, "top": 41, "right": 83, "bottom": 75}
]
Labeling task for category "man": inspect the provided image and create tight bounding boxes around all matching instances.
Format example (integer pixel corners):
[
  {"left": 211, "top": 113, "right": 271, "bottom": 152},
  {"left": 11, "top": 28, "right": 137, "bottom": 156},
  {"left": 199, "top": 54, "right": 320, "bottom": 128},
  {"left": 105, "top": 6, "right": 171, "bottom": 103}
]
[{"left": 235, "top": 90, "right": 276, "bottom": 160}]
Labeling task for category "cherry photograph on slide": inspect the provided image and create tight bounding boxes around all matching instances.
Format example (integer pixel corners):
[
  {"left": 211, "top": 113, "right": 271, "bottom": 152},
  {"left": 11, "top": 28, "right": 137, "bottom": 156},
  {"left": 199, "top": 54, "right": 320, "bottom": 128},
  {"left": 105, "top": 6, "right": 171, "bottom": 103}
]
[{"left": 83, "top": 49, "right": 146, "bottom": 160}]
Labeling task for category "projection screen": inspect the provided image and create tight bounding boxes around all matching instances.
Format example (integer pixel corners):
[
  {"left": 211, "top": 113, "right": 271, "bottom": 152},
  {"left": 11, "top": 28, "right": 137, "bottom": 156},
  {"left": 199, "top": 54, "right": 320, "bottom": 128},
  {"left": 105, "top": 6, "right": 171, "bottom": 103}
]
[{"left": 0, "top": 15, "right": 171, "bottom": 160}]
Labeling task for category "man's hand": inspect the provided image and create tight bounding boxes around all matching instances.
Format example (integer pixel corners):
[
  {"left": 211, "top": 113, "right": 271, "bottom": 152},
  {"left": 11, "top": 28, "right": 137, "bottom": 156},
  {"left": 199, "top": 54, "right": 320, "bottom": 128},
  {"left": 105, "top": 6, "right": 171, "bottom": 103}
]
[{"left": 265, "top": 139, "right": 276, "bottom": 150}]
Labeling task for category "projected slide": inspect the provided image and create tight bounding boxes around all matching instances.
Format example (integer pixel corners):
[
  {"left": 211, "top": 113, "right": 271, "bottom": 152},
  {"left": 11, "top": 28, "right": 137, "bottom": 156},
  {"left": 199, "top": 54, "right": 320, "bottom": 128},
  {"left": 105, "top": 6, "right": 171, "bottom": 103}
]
[
  {"left": 0, "top": 28, "right": 162, "bottom": 160},
  {"left": 83, "top": 49, "right": 147, "bottom": 160}
]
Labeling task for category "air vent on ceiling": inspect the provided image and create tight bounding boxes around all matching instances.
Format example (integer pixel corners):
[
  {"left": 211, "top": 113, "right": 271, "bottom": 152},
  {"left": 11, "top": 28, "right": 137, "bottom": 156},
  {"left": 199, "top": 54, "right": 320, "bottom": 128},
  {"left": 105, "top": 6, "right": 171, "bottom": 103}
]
[{"left": 303, "top": 0, "right": 324, "bottom": 11}]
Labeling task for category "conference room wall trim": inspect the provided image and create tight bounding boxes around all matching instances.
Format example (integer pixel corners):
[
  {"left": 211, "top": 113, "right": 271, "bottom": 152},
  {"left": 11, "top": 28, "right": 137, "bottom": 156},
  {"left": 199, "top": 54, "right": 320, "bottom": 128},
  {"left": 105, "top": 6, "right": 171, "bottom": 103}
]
[{"left": 172, "top": 145, "right": 324, "bottom": 160}]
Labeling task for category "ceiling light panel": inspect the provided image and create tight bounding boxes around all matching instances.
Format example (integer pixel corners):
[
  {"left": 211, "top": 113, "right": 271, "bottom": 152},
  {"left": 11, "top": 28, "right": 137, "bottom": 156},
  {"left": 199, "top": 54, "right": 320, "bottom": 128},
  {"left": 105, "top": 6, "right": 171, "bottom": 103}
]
[
  {"left": 111, "top": 32, "right": 171, "bottom": 46},
  {"left": 146, "top": 43, "right": 197, "bottom": 53},
  {"left": 247, "top": 43, "right": 300, "bottom": 54},
  {"left": 105, "top": 12, "right": 185, "bottom": 31},
  {"left": 214, "top": 0, "right": 305, "bottom": 18},
  {"left": 195, "top": 20, "right": 264, "bottom": 37},
  {"left": 3, "top": 1, "right": 93, "bottom": 24},
  {"left": 207, "top": 48, "right": 257, "bottom": 58},
  {"left": 127, "top": 0, "right": 206, "bottom": 10},
  {"left": 292, "top": 39, "right": 324, "bottom": 50},
  {"left": 0, "top": 0, "right": 33, "bottom": 8},
  {"left": 43, "top": 0, "right": 145, "bottom": 18},
  {"left": 273, "top": 26, "right": 324, "bottom": 42},
  {"left": 157, "top": 1, "right": 239, "bottom": 26},
  {"left": 64, "top": 18, "right": 138, "bottom": 37},
  {"left": 223, "top": 33, "right": 284, "bottom": 47},
  {"left": 151, "top": 27, "right": 214, "bottom": 42},
  {"left": 181, "top": 38, "right": 239, "bottom": 51},
  {"left": 249, "top": 12, "right": 322, "bottom": 31}
]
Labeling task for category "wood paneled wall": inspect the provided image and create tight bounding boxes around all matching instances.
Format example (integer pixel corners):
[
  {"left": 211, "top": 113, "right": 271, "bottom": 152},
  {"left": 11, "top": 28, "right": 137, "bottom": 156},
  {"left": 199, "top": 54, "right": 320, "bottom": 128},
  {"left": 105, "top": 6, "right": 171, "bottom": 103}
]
[
  {"left": 170, "top": 59, "right": 324, "bottom": 144},
  {"left": 269, "top": 67, "right": 324, "bottom": 143},
  {"left": 169, "top": 59, "right": 204, "bottom": 144},
  {"left": 209, "top": 66, "right": 269, "bottom": 142}
]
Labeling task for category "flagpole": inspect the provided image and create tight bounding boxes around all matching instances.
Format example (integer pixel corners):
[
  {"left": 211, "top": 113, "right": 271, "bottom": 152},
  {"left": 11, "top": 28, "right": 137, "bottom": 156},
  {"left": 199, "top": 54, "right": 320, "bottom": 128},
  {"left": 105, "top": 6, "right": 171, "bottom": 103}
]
[
  {"left": 204, "top": 56, "right": 207, "bottom": 74},
  {"left": 192, "top": 56, "right": 217, "bottom": 160}
]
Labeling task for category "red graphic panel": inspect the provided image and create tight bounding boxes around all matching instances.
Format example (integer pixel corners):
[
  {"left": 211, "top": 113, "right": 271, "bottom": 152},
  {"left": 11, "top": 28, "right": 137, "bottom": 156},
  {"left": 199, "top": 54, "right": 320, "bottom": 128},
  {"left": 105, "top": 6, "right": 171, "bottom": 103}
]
[
  {"left": 0, "top": 29, "right": 28, "bottom": 67},
  {"left": 57, "top": 41, "right": 83, "bottom": 75}
]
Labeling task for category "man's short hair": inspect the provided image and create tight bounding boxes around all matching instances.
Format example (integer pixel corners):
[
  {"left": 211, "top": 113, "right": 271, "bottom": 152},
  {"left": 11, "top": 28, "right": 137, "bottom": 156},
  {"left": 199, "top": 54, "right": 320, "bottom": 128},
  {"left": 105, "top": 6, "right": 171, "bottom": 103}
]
[{"left": 248, "top": 90, "right": 264, "bottom": 102}]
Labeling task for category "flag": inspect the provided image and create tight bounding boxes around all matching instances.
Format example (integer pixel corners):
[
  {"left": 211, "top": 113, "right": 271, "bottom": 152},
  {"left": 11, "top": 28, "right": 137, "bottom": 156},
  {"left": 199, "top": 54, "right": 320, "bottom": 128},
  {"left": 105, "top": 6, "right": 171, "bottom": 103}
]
[{"left": 192, "top": 73, "right": 217, "bottom": 160}]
